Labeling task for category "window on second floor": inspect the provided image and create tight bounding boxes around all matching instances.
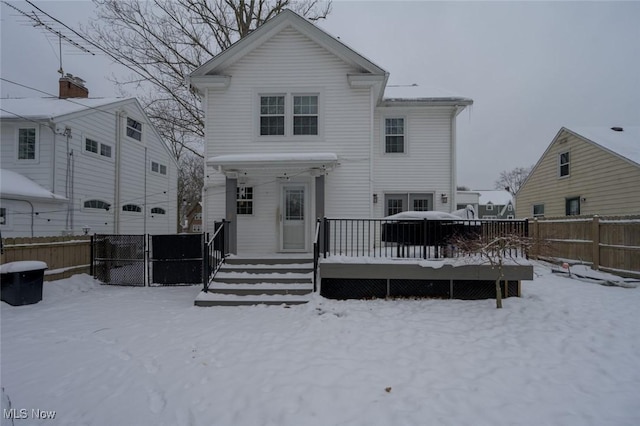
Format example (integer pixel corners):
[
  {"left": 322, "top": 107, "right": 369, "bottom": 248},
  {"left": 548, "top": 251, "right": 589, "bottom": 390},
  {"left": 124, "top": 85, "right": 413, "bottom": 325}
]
[
  {"left": 486, "top": 203, "right": 494, "bottom": 211},
  {"left": 18, "top": 128, "right": 37, "bottom": 160},
  {"left": 126, "top": 117, "right": 142, "bottom": 141},
  {"left": 85, "top": 137, "right": 112, "bottom": 159},
  {"left": 260, "top": 96, "right": 285, "bottom": 136},
  {"left": 151, "top": 161, "right": 167, "bottom": 175},
  {"left": 559, "top": 151, "right": 570, "bottom": 177},
  {"left": 293, "top": 95, "right": 318, "bottom": 135},
  {"left": 385, "top": 118, "right": 405, "bottom": 153}
]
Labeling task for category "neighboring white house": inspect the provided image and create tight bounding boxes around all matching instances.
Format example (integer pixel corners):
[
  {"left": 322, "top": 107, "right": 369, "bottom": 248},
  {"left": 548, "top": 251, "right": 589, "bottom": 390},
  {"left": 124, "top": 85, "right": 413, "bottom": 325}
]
[
  {"left": 189, "top": 10, "right": 472, "bottom": 254},
  {"left": 476, "top": 190, "right": 515, "bottom": 219},
  {"left": 0, "top": 76, "right": 178, "bottom": 237}
]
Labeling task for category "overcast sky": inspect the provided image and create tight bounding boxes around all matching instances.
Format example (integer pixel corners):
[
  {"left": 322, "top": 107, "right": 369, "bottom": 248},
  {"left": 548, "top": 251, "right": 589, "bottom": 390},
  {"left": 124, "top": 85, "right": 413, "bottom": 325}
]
[{"left": 2, "top": 1, "right": 639, "bottom": 189}]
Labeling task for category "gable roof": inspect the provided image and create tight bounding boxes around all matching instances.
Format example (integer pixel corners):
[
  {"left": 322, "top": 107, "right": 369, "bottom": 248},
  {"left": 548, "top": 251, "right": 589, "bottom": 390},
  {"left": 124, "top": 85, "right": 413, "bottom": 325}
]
[
  {"left": 0, "top": 97, "right": 127, "bottom": 121},
  {"left": 191, "top": 9, "right": 387, "bottom": 77},
  {"left": 565, "top": 126, "right": 640, "bottom": 167},
  {"left": 189, "top": 9, "right": 389, "bottom": 100},
  {"left": 476, "top": 190, "right": 513, "bottom": 206}
]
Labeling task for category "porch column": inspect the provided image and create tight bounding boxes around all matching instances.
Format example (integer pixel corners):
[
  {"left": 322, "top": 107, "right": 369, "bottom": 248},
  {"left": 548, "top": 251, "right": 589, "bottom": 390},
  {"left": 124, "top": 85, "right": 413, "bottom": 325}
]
[
  {"left": 315, "top": 175, "right": 325, "bottom": 252},
  {"left": 225, "top": 177, "right": 238, "bottom": 254}
]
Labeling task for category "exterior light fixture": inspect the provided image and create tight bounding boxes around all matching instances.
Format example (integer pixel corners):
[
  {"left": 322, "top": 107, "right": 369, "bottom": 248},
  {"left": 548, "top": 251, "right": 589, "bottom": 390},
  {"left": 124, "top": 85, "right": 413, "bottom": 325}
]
[
  {"left": 373, "top": 194, "right": 378, "bottom": 204},
  {"left": 441, "top": 193, "right": 448, "bottom": 204}
]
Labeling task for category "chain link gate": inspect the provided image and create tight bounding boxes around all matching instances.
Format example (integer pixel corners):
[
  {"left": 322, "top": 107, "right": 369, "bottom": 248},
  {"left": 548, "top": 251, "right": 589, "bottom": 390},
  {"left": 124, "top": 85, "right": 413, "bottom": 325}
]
[{"left": 92, "top": 235, "right": 146, "bottom": 286}]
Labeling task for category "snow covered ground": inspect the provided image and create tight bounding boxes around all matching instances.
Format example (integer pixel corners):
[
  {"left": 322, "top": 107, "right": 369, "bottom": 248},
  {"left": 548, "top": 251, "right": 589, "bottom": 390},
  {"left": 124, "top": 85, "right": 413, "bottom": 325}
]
[{"left": 2, "top": 262, "right": 639, "bottom": 426}]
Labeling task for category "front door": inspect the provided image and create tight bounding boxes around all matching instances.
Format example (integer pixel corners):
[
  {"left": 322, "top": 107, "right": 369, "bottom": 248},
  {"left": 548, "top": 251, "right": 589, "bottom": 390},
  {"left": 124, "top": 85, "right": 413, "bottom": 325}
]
[{"left": 281, "top": 185, "right": 307, "bottom": 251}]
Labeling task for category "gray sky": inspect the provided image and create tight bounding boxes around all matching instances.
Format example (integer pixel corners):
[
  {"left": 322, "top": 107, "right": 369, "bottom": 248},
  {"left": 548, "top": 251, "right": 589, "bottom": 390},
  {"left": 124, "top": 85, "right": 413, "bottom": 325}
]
[{"left": 2, "top": 1, "right": 639, "bottom": 189}]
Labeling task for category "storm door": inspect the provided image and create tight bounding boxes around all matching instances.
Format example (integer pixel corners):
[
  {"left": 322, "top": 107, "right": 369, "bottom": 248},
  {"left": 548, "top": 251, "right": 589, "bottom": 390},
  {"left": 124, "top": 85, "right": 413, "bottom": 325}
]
[{"left": 281, "top": 185, "right": 307, "bottom": 251}]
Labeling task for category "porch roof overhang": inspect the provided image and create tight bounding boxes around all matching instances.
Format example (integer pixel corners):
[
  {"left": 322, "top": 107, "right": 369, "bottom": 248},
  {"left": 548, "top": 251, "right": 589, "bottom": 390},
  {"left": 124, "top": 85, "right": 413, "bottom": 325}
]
[{"left": 207, "top": 152, "right": 339, "bottom": 177}]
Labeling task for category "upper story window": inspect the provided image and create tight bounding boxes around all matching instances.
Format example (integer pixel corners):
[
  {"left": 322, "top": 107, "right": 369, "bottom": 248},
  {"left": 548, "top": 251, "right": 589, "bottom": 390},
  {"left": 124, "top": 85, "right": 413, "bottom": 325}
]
[
  {"left": 507, "top": 204, "right": 513, "bottom": 212},
  {"left": 18, "top": 128, "right": 37, "bottom": 160},
  {"left": 293, "top": 95, "right": 318, "bottom": 135},
  {"left": 85, "top": 137, "right": 112, "bottom": 159},
  {"left": 122, "top": 204, "right": 142, "bottom": 213},
  {"left": 559, "top": 151, "right": 570, "bottom": 177},
  {"left": 237, "top": 187, "right": 253, "bottom": 215},
  {"left": 126, "top": 117, "right": 142, "bottom": 141},
  {"left": 84, "top": 199, "right": 110, "bottom": 210},
  {"left": 260, "top": 96, "right": 285, "bottom": 136},
  {"left": 486, "top": 203, "right": 494, "bottom": 211},
  {"left": 385, "top": 118, "right": 405, "bottom": 153},
  {"left": 194, "top": 213, "right": 202, "bottom": 220},
  {"left": 151, "top": 161, "right": 167, "bottom": 175}
]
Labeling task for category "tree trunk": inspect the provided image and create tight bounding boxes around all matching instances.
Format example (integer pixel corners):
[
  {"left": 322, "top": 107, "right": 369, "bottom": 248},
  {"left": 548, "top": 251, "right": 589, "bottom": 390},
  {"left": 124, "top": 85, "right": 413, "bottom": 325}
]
[{"left": 495, "top": 278, "right": 503, "bottom": 309}]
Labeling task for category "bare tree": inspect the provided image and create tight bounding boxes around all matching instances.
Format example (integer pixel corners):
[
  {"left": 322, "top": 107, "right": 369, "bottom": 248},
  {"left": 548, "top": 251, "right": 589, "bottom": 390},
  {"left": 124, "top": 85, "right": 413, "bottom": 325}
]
[
  {"left": 83, "top": 0, "right": 332, "bottom": 160},
  {"left": 178, "top": 152, "right": 205, "bottom": 230},
  {"left": 494, "top": 165, "right": 533, "bottom": 196},
  {"left": 453, "top": 232, "right": 543, "bottom": 309}
]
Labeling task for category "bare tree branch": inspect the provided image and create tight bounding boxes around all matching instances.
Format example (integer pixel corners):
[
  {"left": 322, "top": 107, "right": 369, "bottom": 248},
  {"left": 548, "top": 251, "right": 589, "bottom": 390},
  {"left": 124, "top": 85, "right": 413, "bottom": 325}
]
[{"left": 494, "top": 165, "right": 533, "bottom": 196}]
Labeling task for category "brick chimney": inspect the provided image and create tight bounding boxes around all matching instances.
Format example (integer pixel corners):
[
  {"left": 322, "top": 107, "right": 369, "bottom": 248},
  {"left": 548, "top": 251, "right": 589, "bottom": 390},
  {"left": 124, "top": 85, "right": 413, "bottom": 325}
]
[{"left": 59, "top": 74, "right": 88, "bottom": 99}]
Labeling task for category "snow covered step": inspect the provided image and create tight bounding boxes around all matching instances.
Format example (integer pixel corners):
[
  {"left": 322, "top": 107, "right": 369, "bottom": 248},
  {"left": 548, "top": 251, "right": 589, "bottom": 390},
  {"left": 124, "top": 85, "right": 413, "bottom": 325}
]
[
  {"left": 194, "top": 292, "right": 311, "bottom": 306},
  {"left": 212, "top": 271, "right": 312, "bottom": 284},
  {"left": 207, "top": 282, "right": 313, "bottom": 296},
  {"left": 219, "top": 263, "right": 313, "bottom": 274},
  {"left": 224, "top": 256, "right": 313, "bottom": 266}
]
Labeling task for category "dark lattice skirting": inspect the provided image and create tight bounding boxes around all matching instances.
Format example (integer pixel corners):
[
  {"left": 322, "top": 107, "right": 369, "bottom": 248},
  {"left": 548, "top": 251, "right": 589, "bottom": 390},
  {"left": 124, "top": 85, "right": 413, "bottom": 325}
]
[{"left": 321, "top": 278, "right": 520, "bottom": 300}]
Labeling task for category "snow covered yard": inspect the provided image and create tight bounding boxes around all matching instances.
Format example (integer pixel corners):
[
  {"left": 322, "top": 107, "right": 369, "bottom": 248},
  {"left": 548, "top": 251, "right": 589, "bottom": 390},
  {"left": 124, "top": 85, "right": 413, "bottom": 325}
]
[{"left": 2, "top": 263, "right": 639, "bottom": 426}]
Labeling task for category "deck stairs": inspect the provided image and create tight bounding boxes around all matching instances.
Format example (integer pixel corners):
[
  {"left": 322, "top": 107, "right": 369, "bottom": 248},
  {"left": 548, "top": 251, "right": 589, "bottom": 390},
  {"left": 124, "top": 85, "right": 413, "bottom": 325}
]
[{"left": 194, "top": 256, "right": 314, "bottom": 306}]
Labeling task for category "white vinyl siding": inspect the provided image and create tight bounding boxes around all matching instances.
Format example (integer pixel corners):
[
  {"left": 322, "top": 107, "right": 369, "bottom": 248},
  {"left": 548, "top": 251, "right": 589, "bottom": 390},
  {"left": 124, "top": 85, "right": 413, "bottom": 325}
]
[
  {"left": 204, "top": 26, "right": 373, "bottom": 244},
  {"left": 516, "top": 130, "right": 640, "bottom": 217}
]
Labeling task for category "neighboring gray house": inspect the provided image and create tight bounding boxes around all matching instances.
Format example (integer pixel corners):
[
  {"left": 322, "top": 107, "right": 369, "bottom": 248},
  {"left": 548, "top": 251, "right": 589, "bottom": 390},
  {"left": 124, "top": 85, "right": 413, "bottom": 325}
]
[
  {"left": 1, "top": 76, "right": 178, "bottom": 237},
  {"left": 516, "top": 126, "right": 640, "bottom": 218},
  {"left": 189, "top": 10, "right": 473, "bottom": 254},
  {"left": 476, "top": 190, "right": 515, "bottom": 219}
]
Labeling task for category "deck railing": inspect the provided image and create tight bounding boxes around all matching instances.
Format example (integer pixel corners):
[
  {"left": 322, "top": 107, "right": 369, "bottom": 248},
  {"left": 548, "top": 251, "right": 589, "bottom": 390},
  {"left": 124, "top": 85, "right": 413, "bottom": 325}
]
[
  {"left": 203, "top": 220, "right": 228, "bottom": 292},
  {"left": 320, "top": 217, "right": 529, "bottom": 259}
]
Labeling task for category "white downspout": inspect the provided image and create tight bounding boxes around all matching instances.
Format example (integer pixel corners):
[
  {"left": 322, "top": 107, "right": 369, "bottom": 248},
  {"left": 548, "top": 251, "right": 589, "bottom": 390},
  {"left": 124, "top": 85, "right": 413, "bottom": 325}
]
[
  {"left": 114, "top": 110, "right": 123, "bottom": 234},
  {"left": 449, "top": 107, "right": 458, "bottom": 213},
  {"left": 369, "top": 87, "right": 375, "bottom": 218}
]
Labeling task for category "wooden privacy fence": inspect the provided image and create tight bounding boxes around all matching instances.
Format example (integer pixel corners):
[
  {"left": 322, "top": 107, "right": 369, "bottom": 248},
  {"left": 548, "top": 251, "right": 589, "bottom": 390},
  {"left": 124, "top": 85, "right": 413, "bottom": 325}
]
[
  {"left": 1, "top": 235, "right": 92, "bottom": 281},
  {"left": 529, "top": 215, "right": 640, "bottom": 278}
]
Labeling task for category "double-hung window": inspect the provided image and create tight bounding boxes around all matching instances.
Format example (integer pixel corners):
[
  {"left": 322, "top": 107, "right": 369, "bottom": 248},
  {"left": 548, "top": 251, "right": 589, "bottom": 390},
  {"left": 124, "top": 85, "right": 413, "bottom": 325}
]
[
  {"left": 85, "top": 137, "right": 112, "bottom": 158},
  {"left": 151, "top": 161, "right": 167, "bottom": 175},
  {"left": 533, "top": 204, "right": 544, "bottom": 217},
  {"left": 18, "top": 128, "right": 37, "bottom": 160},
  {"left": 559, "top": 151, "right": 570, "bottom": 177},
  {"left": 126, "top": 117, "right": 142, "bottom": 141},
  {"left": 237, "top": 187, "right": 253, "bottom": 215},
  {"left": 260, "top": 96, "right": 285, "bottom": 136},
  {"left": 293, "top": 95, "right": 318, "bottom": 135},
  {"left": 385, "top": 118, "right": 405, "bottom": 153}
]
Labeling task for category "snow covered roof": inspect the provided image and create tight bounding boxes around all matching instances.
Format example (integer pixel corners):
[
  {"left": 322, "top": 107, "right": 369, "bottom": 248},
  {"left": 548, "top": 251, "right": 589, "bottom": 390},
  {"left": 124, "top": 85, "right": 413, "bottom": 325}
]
[
  {"left": 208, "top": 152, "right": 339, "bottom": 176},
  {"left": 0, "top": 97, "right": 126, "bottom": 120},
  {"left": 567, "top": 126, "right": 640, "bottom": 166},
  {"left": 0, "top": 169, "right": 67, "bottom": 202},
  {"left": 384, "top": 83, "right": 471, "bottom": 101},
  {"left": 476, "top": 190, "right": 513, "bottom": 206}
]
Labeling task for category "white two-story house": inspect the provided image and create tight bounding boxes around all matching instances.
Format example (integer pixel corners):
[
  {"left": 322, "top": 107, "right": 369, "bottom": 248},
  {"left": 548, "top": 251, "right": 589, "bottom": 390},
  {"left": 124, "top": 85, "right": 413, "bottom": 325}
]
[
  {"left": 189, "top": 10, "right": 472, "bottom": 255},
  {"left": 1, "top": 75, "right": 178, "bottom": 237}
]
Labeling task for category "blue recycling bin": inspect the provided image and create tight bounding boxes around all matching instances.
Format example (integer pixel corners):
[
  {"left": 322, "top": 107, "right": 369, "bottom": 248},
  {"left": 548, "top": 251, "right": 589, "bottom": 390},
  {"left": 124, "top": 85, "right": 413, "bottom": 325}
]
[{"left": 1, "top": 261, "right": 48, "bottom": 306}]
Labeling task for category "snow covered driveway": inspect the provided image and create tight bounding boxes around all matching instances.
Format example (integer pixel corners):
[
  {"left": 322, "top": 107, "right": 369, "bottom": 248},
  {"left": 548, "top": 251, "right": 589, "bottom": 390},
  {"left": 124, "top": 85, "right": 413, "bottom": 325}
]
[{"left": 2, "top": 264, "right": 639, "bottom": 426}]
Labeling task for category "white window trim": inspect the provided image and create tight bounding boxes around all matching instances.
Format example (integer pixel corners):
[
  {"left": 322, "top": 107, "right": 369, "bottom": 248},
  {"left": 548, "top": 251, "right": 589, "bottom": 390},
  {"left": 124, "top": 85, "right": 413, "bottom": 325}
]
[
  {"left": 237, "top": 186, "right": 254, "bottom": 215},
  {"left": 486, "top": 203, "right": 494, "bottom": 211},
  {"left": 382, "top": 116, "right": 408, "bottom": 155},
  {"left": 124, "top": 115, "right": 144, "bottom": 143},
  {"left": 0, "top": 206, "right": 11, "bottom": 229},
  {"left": 82, "top": 134, "right": 113, "bottom": 162},
  {"left": 383, "top": 192, "right": 434, "bottom": 216},
  {"left": 254, "top": 89, "right": 323, "bottom": 141},
  {"left": 15, "top": 126, "right": 39, "bottom": 163}
]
